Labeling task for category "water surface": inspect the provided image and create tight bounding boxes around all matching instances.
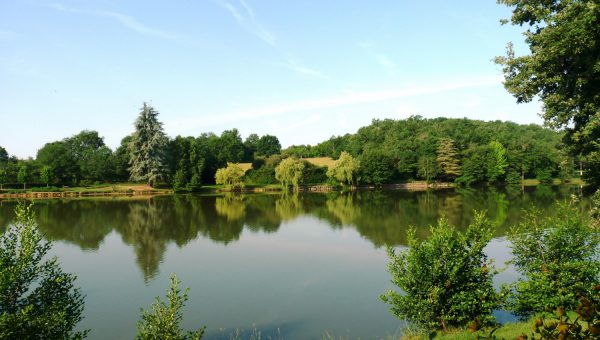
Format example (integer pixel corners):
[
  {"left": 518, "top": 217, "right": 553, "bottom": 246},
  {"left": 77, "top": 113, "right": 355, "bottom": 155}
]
[{"left": 0, "top": 186, "right": 588, "bottom": 339}]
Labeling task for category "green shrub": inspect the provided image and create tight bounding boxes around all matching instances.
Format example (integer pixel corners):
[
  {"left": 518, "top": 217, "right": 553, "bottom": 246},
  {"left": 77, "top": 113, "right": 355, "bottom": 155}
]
[
  {"left": 302, "top": 162, "right": 328, "bottom": 184},
  {"left": 381, "top": 212, "right": 501, "bottom": 331},
  {"left": 358, "top": 150, "right": 395, "bottom": 186},
  {"left": 0, "top": 203, "right": 87, "bottom": 339},
  {"left": 136, "top": 274, "right": 205, "bottom": 340},
  {"left": 251, "top": 157, "right": 266, "bottom": 170},
  {"left": 506, "top": 168, "right": 522, "bottom": 186},
  {"left": 507, "top": 202, "right": 600, "bottom": 318},
  {"left": 535, "top": 168, "right": 553, "bottom": 184},
  {"left": 245, "top": 166, "right": 277, "bottom": 185}
]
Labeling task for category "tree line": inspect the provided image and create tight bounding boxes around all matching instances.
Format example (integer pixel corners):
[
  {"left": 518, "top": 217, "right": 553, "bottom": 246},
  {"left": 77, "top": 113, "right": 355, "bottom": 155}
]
[
  {"left": 0, "top": 104, "right": 584, "bottom": 191},
  {"left": 282, "top": 116, "right": 577, "bottom": 186}
]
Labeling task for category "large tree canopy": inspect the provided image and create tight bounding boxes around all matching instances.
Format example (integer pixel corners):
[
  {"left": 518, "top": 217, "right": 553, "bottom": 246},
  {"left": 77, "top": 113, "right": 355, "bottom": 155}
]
[{"left": 496, "top": 0, "right": 600, "bottom": 189}]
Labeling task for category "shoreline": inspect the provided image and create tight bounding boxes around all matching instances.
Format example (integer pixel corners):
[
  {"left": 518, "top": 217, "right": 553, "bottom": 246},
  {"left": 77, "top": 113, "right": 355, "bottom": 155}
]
[{"left": 0, "top": 178, "right": 584, "bottom": 199}]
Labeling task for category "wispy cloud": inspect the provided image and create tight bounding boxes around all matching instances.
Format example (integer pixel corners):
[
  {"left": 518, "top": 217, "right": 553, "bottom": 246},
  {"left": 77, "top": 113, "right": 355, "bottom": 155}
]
[
  {"left": 359, "top": 42, "right": 398, "bottom": 75},
  {"left": 282, "top": 58, "right": 329, "bottom": 79},
  {"left": 215, "top": 0, "right": 326, "bottom": 79},
  {"left": 167, "top": 75, "right": 503, "bottom": 131},
  {"left": 216, "top": 0, "right": 275, "bottom": 45},
  {"left": 49, "top": 3, "right": 178, "bottom": 40}
]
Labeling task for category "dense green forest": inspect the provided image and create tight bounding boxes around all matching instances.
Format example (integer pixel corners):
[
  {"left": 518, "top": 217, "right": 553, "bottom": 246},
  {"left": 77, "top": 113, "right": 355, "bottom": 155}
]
[{"left": 0, "top": 108, "right": 580, "bottom": 190}]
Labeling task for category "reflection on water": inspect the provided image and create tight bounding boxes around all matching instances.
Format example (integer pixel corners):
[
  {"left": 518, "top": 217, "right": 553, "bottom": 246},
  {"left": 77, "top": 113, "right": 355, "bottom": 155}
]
[
  {"left": 0, "top": 186, "right": 590, "bottom": 339},
  {"left": 0, "top": 185, "right": 588, "bottom": 282}
]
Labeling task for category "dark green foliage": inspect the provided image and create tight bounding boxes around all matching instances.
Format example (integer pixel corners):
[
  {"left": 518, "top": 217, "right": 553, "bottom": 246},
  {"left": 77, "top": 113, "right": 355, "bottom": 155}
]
[
  {"left": 535, "top": 168, "right": 553, "bottom": 184},
  {"left": 195, "top": 133, "right": 221, "bottom": 185},
  {"left": 136, "top": 274, "right": 205, "bottom": 340},
  {"left": 35, "top": 130, "right": 116, "bottom": 185},
  {"left": 381, "top": 212, "right": 501, "bottom": 331},
  {"left": 456, "top": 146, "right": 489, "bottom": 186},
  {"left": 302, "top": 162, "right": 328, "bottom": 185},
  {"left": 8, "top": 115, "right": 568, "bottom": 187},
  {"left": 358, "top": 149, "right": 395, "bottom": 186},
  {"left": 216, "top": 129, "right": 244, "bottom": 164},
  {"left": 496, "top": 0, "right": 600, "bottom": 191},
  {"left": 281, "top": 144, "right": 317, "bottom": 158},
  {"left": 0, "top": 168, "right": 6, "bottom": 190},
  {"left": 36, "top": 141, "right": 78, "bottom": 184},
  {"left": 251, "top": 157, "right": 266, "bottom": 170},
  {"left": 506, "top": 168, "right": 522, "bottom": 186},
  {"left": 113, "top": 135, "right": 133, "bottom": 182},
  {"left": 244, "top": 166, "right": 277, "bottom": 185},
  {"left": 0, "top": 146, "right": 8, "bottom": 164},
  {"left": 243, "top": 133, "right": 259, "bottom": 162},
  {"left": 284, "top": 116, "right": 563, "bottom": 185},
  {"left": 507, "top": 202, "right": 600, "bottom": 318},
  {"left": 168, "top": 136, "right": 204, "bottom": 191},
  {"left": 17, "top": 165, "right": 28, "bottom": 189},
  {"left": 417, "top": 155, "right": 438, "bottom": 183},
  {"left": 0, "top": 203, "right": 86, "bottom": 339},
  {"left": 256, "top": 135, "right": 281, "bottom": 157}
]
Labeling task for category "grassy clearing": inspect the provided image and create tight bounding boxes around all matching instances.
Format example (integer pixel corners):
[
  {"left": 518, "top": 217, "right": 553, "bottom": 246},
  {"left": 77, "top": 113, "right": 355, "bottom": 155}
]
[
  {"left": 521, "top": 178, "right": 584, "bottom": 186},
  {"left": 413, "top": 321, "right": 531, "bottom": 339},
  {"left": 304, "top": 157, "right": 335, "bottom": 168},
  {"left": 237, "top": 162, "right": 253, "bottom": 172}
]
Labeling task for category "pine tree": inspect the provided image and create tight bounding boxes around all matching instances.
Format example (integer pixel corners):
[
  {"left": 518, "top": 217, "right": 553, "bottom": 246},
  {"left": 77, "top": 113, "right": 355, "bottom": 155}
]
[
  {"left": 436, "top": 138, "right": 461, "bottom": 181},
  {"left": 129, "top": 103, "right": 168, "bottom": 187}
]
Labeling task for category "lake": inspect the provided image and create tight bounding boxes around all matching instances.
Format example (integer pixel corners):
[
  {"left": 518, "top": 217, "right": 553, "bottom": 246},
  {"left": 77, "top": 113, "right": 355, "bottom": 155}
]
[{"left": 0, "top": 185, "right": 590, "bottom": 339}]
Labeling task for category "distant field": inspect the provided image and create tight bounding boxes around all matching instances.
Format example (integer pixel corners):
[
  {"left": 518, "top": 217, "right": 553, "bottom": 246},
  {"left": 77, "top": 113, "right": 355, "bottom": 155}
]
[
  {"left": 304, "top": 157, "right": 335, "bottom": 168},
  {"left": 237, "top": 163, "right": 253, "bottom": 172}
]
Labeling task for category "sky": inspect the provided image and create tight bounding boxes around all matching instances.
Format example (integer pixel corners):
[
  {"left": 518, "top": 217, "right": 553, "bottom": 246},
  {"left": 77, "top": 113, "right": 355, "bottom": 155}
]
[{"left": 0, "top": 0, "right": 540, "bottom": 158}]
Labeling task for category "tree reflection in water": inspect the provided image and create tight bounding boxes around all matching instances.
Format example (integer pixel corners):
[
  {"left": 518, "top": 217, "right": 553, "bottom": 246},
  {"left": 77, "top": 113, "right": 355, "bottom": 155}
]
[{"left": 0, "top": 186, "right": 588, "bottom": 282}]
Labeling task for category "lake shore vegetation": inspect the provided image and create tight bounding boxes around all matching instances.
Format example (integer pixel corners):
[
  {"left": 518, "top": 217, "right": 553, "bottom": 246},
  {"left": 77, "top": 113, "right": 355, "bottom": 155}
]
[{"left": 0, "top": 109, "right": 586, "bottom": 194}]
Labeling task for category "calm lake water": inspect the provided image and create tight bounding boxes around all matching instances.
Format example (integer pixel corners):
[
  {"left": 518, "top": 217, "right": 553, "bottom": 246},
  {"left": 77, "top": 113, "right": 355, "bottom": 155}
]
[{"left": 0, "top": 186, "right": 590, "bottom": 339}]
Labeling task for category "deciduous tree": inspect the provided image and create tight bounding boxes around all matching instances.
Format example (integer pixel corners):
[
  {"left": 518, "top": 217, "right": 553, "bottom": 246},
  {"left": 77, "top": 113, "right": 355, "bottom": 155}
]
[
  {"left": 0, "top": 168, "right": 6, "bottom": 190},
  {"left": 275, "top": 157, "right": 305, "bottom": 191},
  {"left": 326, "top": 151, "right": 360, "bottom": 186},
  {"left": 215, "top": 162, "right": 245, "bottom": 190},
  {"left": 40, "top": 165, "right": 52, "bottom": 187},
  {"left": 381, "top": 213, "right": 501, "bottom": 331},
  {"left": 0, "top": 203, "right": 86, "bottom": 339},
  {"left": 496, "top": 0, "right": 600, "bottom": 190},
  {"left": 256, "top": 135, "right": 281, "bottom": 157},
  {"left": 17, "top": 165, "right": 28, "bottom": 190},
  {"left": 487, "top": 141, "right": 508, "bottom": 184}
]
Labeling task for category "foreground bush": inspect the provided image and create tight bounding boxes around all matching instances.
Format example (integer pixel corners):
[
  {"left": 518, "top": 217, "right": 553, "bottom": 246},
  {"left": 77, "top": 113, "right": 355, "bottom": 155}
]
[
  {"left": 136, "top": 274, "right": 205, "bottom": 340},
  {"left": 0, "top": 202, "right": 86, "bottom": 339},
  {"left": 507, "top": 202, "right": 600, "bottom": 318},
  {"left": 381, "top": 212, "right": 501, "bottom": 331}
]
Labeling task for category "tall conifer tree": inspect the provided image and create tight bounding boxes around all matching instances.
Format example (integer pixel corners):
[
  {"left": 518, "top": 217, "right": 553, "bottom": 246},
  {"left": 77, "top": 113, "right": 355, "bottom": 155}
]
[{"left": 129, "top": 103, "right": 168, "bottom": 187}]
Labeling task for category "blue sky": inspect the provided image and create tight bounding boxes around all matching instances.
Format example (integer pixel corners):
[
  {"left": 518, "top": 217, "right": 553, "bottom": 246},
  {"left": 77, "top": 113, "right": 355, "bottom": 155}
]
[{"left": 0, "top": 0, "right": 539, "bottom": 158}]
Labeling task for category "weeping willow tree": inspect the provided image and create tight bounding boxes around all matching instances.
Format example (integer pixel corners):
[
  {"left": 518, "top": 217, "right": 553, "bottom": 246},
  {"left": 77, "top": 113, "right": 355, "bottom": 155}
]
[{"left": 129, "top": 103, "right": 168, "bottom": 187}]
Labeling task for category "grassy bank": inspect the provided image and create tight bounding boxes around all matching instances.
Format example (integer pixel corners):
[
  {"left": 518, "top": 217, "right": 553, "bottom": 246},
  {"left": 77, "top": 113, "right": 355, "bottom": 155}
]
[
  {"left": 0, "top": 183, "right": 171, "bottom": 198},
  {"left": 412, "top": 321, "right": 531, "bottom": 339},
  {"left": 1, "top": 178, "right": 585, "bottom": 197}
]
